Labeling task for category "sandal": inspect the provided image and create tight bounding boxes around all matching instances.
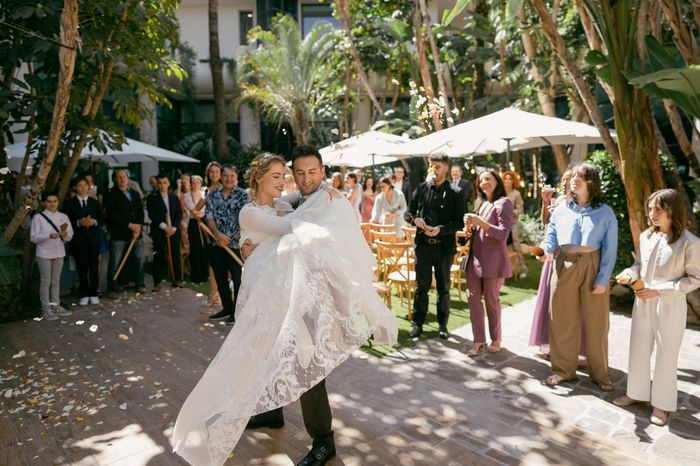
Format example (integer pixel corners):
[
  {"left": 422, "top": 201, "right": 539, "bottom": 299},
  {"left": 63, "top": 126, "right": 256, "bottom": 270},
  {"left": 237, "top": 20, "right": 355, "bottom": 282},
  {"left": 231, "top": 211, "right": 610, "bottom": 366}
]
[
  {"left": 651, "top": 407, "right": 669, "bottom": 426},
  {"left": 613, "top": 395, "right": 639, "bottom": 407},
  {"left": 545, "top": 374, "right": 569, "bottom": 387},
  {"left": 467, "top": 343, "right": 486, "bottom": 357},
  {"left": 487, "top": 344, "right": 501, "bottom": 353},
  {"left": 598, "top": 381, "right": 614, "bottom": 392}
]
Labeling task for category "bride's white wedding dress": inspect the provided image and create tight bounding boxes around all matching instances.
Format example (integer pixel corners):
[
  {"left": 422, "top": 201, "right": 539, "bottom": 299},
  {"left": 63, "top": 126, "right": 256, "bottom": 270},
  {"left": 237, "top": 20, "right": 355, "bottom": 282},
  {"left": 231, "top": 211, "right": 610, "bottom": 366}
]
[{"left": 172, "top": 188, "right": 398, "bottom": 466}]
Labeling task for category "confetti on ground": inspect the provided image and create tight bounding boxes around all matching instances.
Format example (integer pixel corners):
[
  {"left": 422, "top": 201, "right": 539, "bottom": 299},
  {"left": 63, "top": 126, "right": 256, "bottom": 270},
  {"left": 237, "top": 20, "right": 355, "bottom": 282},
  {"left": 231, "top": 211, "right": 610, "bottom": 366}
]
[
  {"left": 89, "top": 325, "right": 98, "bottom": 333},
  {"left": 76, "top": 321, "right": 85, "bottom": 325},
  {"left": 117, "top": 334, "right": 129, "bottom": 341},
  {"left": 12, "top": 350, "right": 25, "bottom": 359},
  {"left": 119, "top": 403, "right": 127, "bottom": 410}
]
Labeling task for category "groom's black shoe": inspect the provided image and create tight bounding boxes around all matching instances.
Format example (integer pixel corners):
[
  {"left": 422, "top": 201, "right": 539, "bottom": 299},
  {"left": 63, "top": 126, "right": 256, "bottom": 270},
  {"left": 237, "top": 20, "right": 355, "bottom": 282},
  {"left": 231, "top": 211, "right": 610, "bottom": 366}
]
[
  {"left": 409, "top": 324, "right": 422, "bottom": 338},
  {"left": 297, "top": 439, "right": 336, "bottom": 466},
  {"left": 438, "top": 326, "right": 449, "bottom": 340},
  {"left": 208, "top": 309, "right": 230, "bottom": 321},
  {"left": 245, "top": 415, "right": 284, "bottom": 429}
]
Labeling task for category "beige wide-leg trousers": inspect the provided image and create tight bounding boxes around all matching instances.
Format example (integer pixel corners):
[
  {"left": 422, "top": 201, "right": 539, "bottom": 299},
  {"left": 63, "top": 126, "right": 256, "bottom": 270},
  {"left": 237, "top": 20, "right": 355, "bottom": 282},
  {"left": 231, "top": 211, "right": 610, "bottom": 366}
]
[
  {"left": 549, "top": 250, "right": 612, "bottom": 385},
  {"left": 626, "top": 294, "right": 687, "bottom": 411}
]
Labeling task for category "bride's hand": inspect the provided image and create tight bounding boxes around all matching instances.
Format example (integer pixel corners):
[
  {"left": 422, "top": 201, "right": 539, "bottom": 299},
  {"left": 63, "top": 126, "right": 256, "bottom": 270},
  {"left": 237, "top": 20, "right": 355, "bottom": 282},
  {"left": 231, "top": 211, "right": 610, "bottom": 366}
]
[{"left": 323, "top": 185, "right": 344, "bottom": 199}]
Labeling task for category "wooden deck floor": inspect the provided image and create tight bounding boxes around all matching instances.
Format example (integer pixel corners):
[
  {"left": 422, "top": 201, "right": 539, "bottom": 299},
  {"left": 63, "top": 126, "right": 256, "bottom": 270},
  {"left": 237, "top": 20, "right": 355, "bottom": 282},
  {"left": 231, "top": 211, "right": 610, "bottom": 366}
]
[{"left": 1, "top": 285, "right": 699, "bottom": 465}]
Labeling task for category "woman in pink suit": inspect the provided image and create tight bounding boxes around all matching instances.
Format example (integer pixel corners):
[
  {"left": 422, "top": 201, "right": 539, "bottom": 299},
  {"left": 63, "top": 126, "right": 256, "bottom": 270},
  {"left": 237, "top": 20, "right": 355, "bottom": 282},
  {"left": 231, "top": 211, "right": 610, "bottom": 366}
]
[{"left": 462, "top": 169, "right": 513, "bottom": 356}]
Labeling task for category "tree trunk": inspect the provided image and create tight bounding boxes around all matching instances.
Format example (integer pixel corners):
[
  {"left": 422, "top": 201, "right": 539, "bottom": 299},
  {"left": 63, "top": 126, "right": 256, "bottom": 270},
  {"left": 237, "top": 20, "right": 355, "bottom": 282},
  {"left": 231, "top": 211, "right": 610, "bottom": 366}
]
[
  {"left": 653, "top": 117, "right": 698, "bottom": 233},
  {"left": 664, "top": 99, "right": 700, "bottom": 176},
  {"left": 209, "top": 0, "right": 228, "bottom": 160},
  {"left": 3, "top": 0, "right": 79, "bottom": 242},
  {"left": 659, "top": 0, "right": 699, "bottom": 65},
  {"left": 517, "top": 8, "right": 569, "bottom": 174},
  {"left": 412, "top": 5, "right": 442, "bottom": 131},
  {"left": 575, "top": 0, "right": 615, "bottom": 102},
  {"left": 390, "top": 51, "right": 403, "bottom": 109},
  {"left": 529, "top": 0, "right": 653, "bottom": 248},
  {"left": 335, "top": 0, "right": 384, "bottom": 117},
  {"left": 472, "top": 0, "right": 488, "bottom": 104},
  {"left": 418, "top": 0, "right": 453, "bottom": 127}
]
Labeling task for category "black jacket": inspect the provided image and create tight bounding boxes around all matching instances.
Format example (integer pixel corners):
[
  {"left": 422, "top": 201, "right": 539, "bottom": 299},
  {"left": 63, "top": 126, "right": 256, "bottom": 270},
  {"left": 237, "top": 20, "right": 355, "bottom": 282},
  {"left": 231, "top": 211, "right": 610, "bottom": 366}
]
[
  {"left": 404, "top": 179, "right": 465, "bottom": 254},
  {"left": 146, "top": 191, "right": 183, "bottom": 245},
  {"left": 63, "top": 196, "right": 103, "bottom": 246},
  {"left": 104, "top": 187, "right": 144, "bottom": 242}
]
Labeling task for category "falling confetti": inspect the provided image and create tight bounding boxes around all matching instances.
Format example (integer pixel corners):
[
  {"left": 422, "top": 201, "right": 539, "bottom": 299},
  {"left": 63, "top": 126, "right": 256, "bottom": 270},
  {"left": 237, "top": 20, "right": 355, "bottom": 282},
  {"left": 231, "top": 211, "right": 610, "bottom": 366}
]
[{"left": 89, "top": 325, "right": 98, "bottom": 333}]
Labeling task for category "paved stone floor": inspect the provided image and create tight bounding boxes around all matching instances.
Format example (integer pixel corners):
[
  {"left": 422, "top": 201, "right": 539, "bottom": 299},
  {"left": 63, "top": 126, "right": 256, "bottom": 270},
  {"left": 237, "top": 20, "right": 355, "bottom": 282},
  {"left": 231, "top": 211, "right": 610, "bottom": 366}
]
[{"left": 1, "top": 286, "right": 699, "bottom": 465}]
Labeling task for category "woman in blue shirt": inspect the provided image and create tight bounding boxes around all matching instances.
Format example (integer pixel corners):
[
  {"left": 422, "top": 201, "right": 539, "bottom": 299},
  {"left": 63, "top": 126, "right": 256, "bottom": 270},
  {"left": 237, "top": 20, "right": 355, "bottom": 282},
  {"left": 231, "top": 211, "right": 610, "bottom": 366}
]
[{"left": 539, "top": 162, "right": 617, "bottom": 391}]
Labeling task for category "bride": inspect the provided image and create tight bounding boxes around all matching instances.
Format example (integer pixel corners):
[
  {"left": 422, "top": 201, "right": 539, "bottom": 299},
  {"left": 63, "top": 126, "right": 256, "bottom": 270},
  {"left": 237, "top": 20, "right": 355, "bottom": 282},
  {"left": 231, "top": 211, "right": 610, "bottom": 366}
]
[{"left": 172, "top": 153, "right": 398, "bottom": 465}]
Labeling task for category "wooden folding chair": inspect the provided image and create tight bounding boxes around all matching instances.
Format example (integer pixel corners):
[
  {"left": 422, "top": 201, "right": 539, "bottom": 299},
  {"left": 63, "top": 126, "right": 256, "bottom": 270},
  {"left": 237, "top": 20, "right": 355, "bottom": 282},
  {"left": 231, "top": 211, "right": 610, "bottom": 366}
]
[
  {"left": 450, "top": 231, "right": 471, "bottom": 301},
  {"left": 369, "top": 222, "right": 396, "bottom": 233},
  {"left": 376, "top": 240, "right": 416, "bottom": 320}
]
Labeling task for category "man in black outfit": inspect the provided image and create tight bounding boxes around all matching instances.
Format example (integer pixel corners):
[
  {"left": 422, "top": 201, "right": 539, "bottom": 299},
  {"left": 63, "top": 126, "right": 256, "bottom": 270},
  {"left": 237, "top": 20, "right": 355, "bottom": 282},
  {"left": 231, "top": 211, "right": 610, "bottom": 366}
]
[
  {"left": 104, "top": 168, "right": 146, "bottom": 297},
  {"left": 404, "top": 153, "right": 465, "bottom": 339},
  {"left": 393, "top": 166, "right": 412, "bottom": 205},
  {"left": 241, "top": 146, "right": 336, "bottom": 466},
  {"left": 146, "top": 174, "right": 184, "bottom": 291},
  {"left": 450, "top": 164, "right": 473, "bottom": 211},
  {"left": 63, "top": 176, "right": 103, "bottom": 305}
]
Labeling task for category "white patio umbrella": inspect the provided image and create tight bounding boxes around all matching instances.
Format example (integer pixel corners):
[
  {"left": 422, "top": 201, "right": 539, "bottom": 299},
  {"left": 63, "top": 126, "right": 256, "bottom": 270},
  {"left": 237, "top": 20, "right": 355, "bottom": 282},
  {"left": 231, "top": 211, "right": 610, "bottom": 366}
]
[
  {"left": 383, "top": 108, "right": 613, "bottom": 162},
  {"left": 4, "top": 136, "right": 199, "bottom": 171},
  {"left": 320, "top": 131, "right": 409, "bottom": 167}
]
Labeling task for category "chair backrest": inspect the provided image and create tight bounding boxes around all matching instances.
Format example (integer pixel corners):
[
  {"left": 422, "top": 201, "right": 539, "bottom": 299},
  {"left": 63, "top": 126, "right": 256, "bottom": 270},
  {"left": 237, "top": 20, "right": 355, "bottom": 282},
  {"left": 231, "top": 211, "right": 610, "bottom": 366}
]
[
  {"left": 370, "top": 229, "right": 399, "bottom": 244},
  {"left": 369, "top": 222, "right": 396, "bottom": 233},
  {"left": 376, "top": 240, "right": 412, "bottom": 281},
  {"left": 454, "top": 230, "right": 471, "bottom": 263},
  {"left": 402, "top": 226, "right": 417, "bottom": 243}
]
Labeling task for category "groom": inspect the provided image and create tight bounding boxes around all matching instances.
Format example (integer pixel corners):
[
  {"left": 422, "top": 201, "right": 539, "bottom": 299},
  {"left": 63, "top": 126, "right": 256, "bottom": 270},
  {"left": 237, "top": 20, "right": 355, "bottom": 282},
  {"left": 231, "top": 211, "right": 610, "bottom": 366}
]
[{"left": 241, "top": 145, "right": 336, "bottom": 466}]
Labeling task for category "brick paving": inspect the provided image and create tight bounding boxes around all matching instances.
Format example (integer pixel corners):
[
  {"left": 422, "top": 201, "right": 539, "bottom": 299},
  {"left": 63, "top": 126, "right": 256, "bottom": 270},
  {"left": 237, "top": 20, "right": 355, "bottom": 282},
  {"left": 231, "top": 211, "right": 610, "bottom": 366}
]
[{"left": 1, "top": 286, "right": 699, "bottom": 465}]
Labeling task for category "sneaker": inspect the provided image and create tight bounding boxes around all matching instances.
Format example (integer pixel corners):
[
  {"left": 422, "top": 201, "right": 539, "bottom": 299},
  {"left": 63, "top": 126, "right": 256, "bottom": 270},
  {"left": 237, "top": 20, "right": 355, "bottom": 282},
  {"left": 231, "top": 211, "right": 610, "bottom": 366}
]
[
  {"left": 41, "top": 308, "right": 58, "bottom": 321},
  {"left": 209, "top": 309, "right": 230, "bottom": 321},
  {"left": 79, "top": 297, "right": 90, "bottom": 306},
  {"left": 409, "top": 324, "right": 423, "bottom": 339},
  {"left": 225, "top": 315, "right": 236, "bottom": 326},
  {"left": 89, "top": 296, "right": 100, "bottom": 305},
  {"left": 53, "top": 306, "right": 72, "bottom": 317}
]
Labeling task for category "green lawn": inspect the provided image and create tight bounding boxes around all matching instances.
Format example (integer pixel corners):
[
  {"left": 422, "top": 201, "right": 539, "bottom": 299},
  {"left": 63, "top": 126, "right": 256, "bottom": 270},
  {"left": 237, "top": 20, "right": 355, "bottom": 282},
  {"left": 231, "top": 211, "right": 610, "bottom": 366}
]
[
  {"left": 362, "top": 256, "right": 543, "bottom": 356},
  {"left": 185, "top": 257, "right": 543, "bottom": 357}
]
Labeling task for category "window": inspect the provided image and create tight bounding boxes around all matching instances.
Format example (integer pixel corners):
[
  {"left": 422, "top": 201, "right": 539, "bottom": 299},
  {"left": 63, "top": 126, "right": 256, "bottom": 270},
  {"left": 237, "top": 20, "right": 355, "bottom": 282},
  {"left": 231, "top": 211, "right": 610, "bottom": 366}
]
[
  {"left": 301, "top": 3, "right": 339, "bottom": 36},
  {"left": 240, "top": 11, "right": 254, "bottom": 46}
]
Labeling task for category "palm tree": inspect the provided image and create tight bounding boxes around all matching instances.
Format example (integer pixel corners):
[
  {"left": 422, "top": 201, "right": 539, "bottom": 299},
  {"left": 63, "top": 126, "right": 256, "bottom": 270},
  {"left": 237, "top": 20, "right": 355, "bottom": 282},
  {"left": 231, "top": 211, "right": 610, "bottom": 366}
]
[
  {"left": 238, "top": 15, "right": 344, "bottom": 146},
  {"left": 208, "top": 0, "right": 228, "bottom": 160}
]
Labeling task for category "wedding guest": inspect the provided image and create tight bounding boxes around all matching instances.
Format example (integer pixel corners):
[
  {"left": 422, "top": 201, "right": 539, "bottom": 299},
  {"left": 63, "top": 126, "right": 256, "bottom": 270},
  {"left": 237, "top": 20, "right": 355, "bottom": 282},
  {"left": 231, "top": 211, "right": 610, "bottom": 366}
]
[
  {"left": 394, "top": 166, "right": 412, "bottom": 205},
  {"left": 503, "top": 170, "right": 527, "bottom": 279},
  {"left": 404, "top": 154, "right": 464, "bottom": 339},
  {"left": 529, "top": 170, "right": 580, "bottom": 358},
  {"left": 540, "top": 162, "right": 617, "bottom": 391},
  {"left": 614, "top": 189, "right": 700, "bottom": 426},
  {"left": 198, "top": 162, "right": 223, "bottom": 306},
  {"left": 345, "top": 172, "right": 362, "bottom": 223},
  {"left": 371, "top": 176, "right": 407, "bottom": 238},
  {"left": 147, "top": 174, "right": 184, "bottom": 290},
  {"left": 450, "top": 165, "right": 472, "bottom": 209},
  {"left": 330, "top": 172, "right": 344, "bottom": 191},
  {"left": 177, "top": 173, "right": 191, "bottom": 271},
  {"left": 361, "top": 176, "right": 377, "bottom": 223},
  {"left": 104, "top": 168, "right": 146, "bottom": 297},
  {"left": 148, "top": 175, "right": 158, "bottom": 194},
  {"left": 31, "top": 191, "right": 74, "bottom": 320},
  {"left": 84, "top": 173, "right": 101, "bottom": 201},
  {"left": 463, "top": 169, "right": 513, "bottom": 355},
  {"left": 184, "top": 175, "right": 208, "bottom": 283},
  {"left": 205, "top": 165, "right": 247, "bottom": 325},
  {"left": 63, "top": 177, "right": 102, "bottom": 306}
]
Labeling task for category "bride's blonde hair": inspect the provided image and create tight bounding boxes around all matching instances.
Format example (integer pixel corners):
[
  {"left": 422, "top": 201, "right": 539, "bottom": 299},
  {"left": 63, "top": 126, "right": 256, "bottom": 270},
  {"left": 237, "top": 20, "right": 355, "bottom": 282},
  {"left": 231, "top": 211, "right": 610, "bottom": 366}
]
[{"left": 245, "top": 152, "right": 286, "bottom": 194}]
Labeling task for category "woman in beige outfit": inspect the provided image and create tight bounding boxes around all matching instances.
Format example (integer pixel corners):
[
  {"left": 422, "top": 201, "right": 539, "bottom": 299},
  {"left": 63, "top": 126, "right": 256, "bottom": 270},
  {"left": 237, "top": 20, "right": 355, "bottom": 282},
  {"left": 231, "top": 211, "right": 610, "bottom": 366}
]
[{"left": 614, "top": 189, "right": 700, "bottom": 426}]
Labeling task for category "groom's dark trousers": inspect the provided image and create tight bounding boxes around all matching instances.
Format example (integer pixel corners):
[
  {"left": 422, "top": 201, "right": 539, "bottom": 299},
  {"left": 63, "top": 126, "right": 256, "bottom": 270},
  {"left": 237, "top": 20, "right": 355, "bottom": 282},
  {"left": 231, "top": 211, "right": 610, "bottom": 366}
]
[{"left": 254, "top": 380, "right": 333, "bottom": 441}]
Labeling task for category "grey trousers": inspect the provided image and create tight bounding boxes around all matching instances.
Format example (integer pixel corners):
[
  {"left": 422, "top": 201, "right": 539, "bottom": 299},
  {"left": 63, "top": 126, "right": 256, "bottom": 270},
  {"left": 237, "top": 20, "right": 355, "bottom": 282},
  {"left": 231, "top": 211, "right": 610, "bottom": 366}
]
[{"left": 36, "top": 257, "right": 64, "bottom": 311}]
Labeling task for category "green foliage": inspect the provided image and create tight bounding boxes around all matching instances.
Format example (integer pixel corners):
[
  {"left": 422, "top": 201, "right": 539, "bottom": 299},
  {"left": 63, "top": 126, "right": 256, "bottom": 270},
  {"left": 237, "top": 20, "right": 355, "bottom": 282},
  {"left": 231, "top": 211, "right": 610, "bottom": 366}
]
[
  {"left": 0, "top": 0, "right": 185, "bottom": 171},
  {"left": 519, "top": 213, "right": 545, "bottom": 245},
  {"left": 238, "top": 14, "right": 345, "bottom": 144}
]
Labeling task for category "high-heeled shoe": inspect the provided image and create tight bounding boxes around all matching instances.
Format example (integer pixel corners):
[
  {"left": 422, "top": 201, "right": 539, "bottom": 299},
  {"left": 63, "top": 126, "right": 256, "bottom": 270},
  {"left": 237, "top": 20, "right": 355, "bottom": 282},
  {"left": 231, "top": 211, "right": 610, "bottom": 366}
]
[
  {"left": 467, "top": 343, "right": 486, "bottom": 357},
  {"left": 487, "top": 341, "right": 501, "bottom": 353}
]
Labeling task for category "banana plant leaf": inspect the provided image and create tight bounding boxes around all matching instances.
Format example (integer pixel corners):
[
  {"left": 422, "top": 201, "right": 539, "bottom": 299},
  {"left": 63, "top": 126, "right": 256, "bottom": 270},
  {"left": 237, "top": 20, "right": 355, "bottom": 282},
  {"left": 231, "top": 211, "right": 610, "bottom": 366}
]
[{"left": 628, "top": 67, "right": 700, "bottom": 120}]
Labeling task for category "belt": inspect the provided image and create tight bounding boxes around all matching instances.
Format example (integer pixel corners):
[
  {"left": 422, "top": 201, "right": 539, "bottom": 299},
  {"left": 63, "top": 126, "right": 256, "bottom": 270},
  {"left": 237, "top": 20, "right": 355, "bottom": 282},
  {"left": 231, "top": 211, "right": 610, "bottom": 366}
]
[{"left": 425, "top": 238, "right": 442, "bottom": 245}]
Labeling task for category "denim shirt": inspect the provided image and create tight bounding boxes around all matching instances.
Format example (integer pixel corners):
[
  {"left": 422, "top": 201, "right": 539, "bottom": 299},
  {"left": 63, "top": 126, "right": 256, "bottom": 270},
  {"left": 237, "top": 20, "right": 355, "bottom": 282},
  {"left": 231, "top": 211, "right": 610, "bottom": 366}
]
[
  {"left": 541, "top": 198, "right": 618, "bottom": 286},
  {"left": 205, "top": 186, "right": 248, "bottom": 249}
]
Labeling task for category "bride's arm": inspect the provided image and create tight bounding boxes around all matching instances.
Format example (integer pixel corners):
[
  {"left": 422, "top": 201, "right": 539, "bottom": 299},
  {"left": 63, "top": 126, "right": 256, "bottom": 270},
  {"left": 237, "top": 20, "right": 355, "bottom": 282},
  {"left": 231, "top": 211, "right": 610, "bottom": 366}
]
[{"left": 240, "top": 207, "right": 293, "bottom": 236}]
